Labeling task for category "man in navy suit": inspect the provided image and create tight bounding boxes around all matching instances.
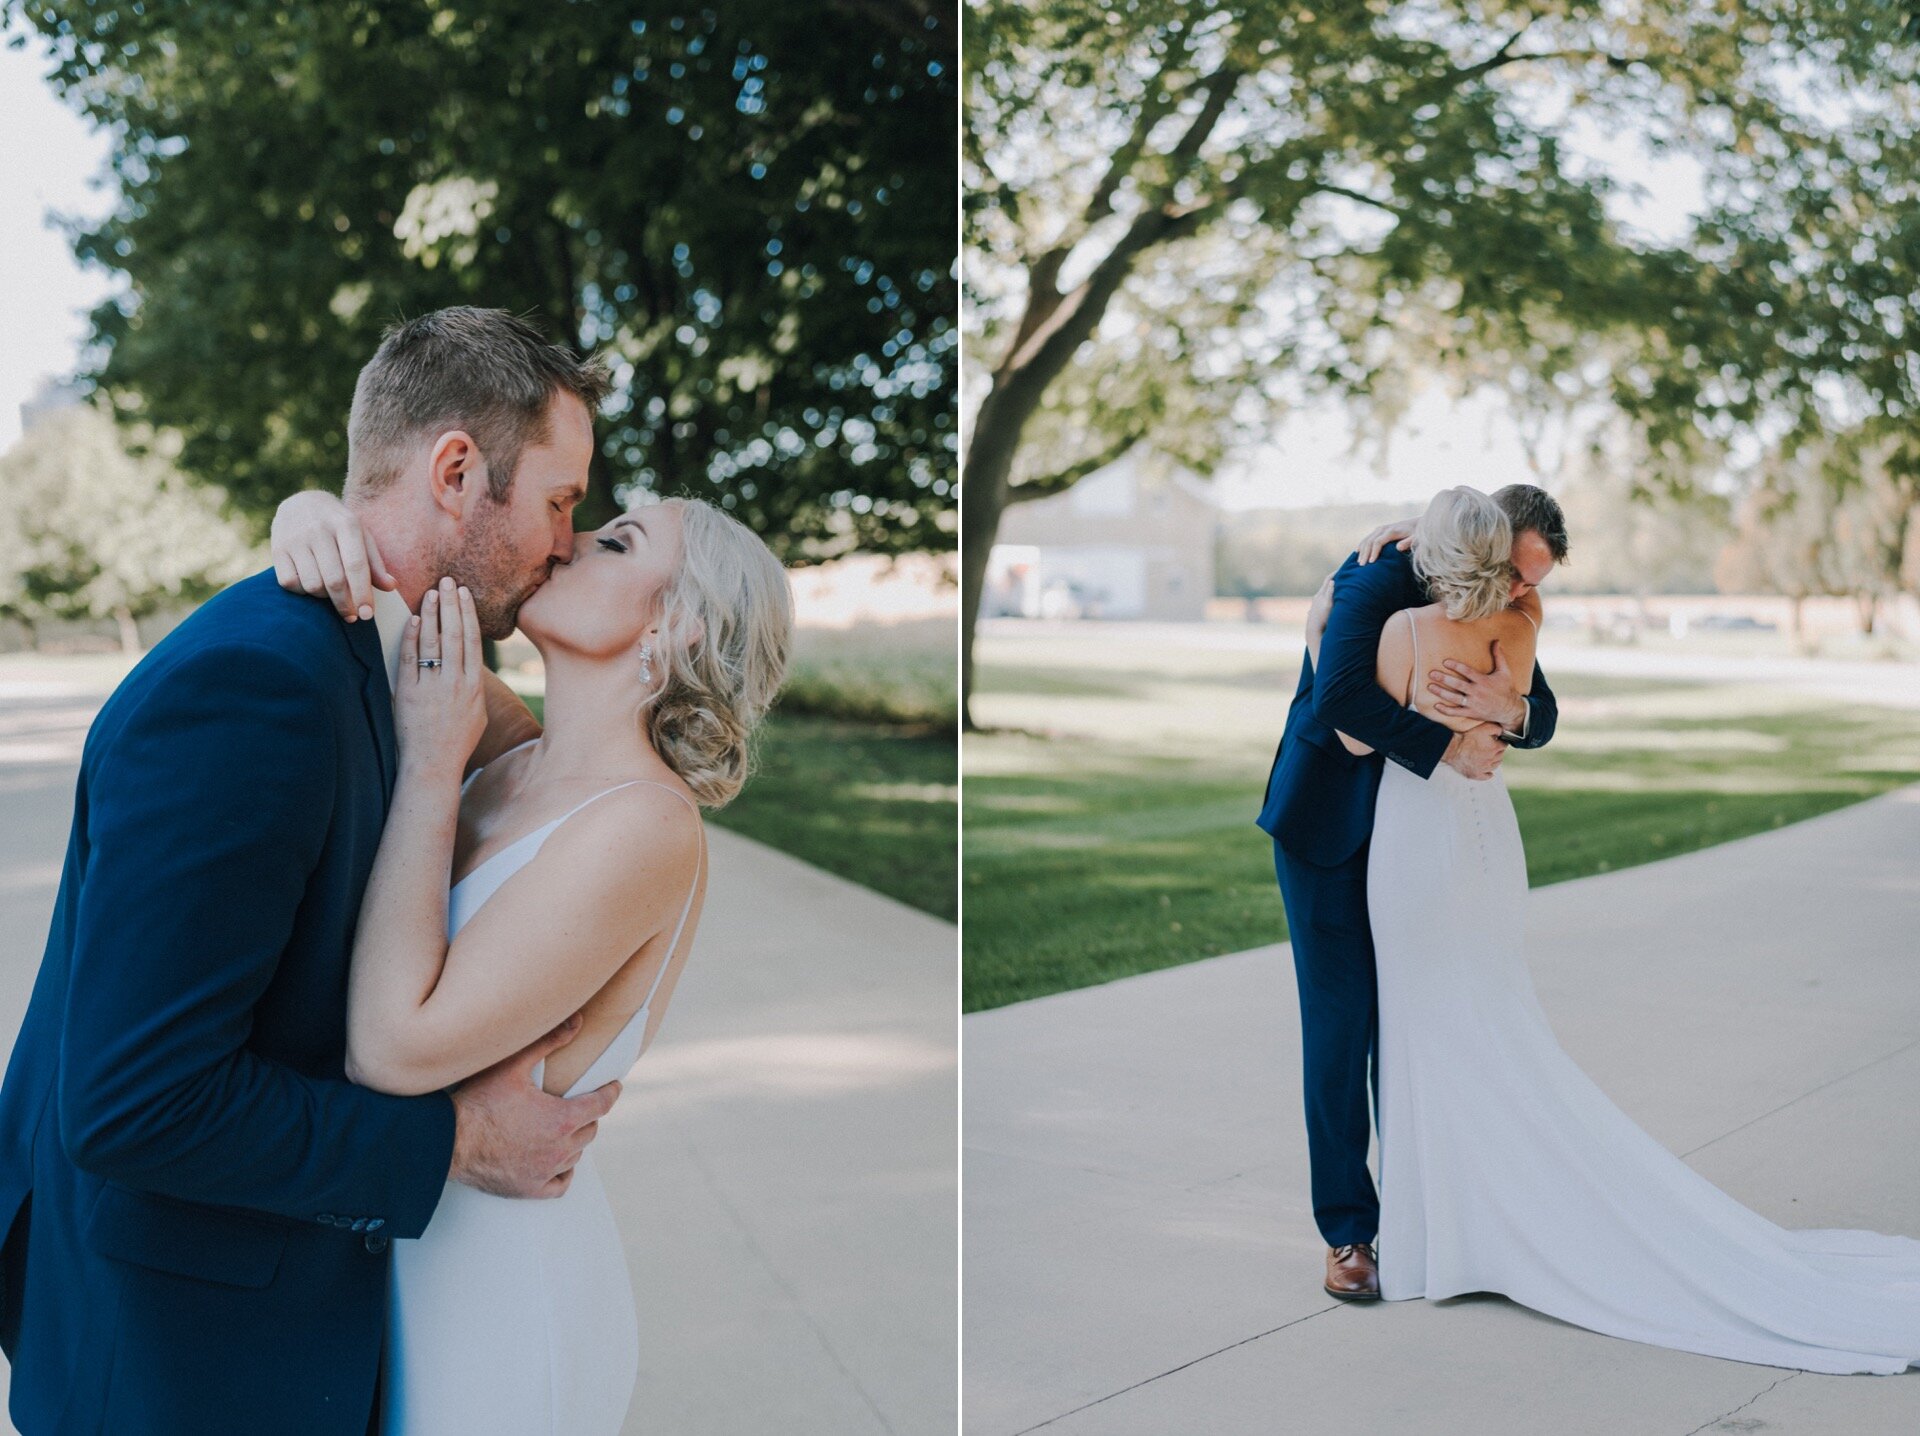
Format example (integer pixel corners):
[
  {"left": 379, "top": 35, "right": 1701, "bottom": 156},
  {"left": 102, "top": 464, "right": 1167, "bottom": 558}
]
[
  {"left": 0, "top": 308, "right": 620, "bottom": 1434},
  {"left": 1256, "top": 484, "right": 1568, "bottom": 1301}
]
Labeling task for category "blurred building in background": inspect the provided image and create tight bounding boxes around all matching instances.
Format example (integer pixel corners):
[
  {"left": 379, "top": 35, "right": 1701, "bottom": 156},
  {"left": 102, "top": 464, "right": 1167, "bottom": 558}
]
[{"left": 985, "top": 450, "right": 1218, "bottom": 621}]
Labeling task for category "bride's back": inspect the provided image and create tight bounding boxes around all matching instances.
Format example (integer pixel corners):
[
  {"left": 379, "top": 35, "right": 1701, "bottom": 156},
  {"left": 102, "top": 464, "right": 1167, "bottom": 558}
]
[
  {"left": 450, "top": 745, "right": 708, "bottom": 1098},
  {"left": 1374, "top": 598, "right": 1539, "bottom": 733}
]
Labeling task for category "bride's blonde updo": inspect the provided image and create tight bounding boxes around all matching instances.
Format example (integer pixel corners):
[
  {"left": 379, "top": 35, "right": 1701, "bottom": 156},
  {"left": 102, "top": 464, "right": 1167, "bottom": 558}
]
[
  {"left": 642, "top": 498, "right": 794, "bottom": 808},
  {"left": 1411, "top": 487, "right": 1514, "bottom": 623}
]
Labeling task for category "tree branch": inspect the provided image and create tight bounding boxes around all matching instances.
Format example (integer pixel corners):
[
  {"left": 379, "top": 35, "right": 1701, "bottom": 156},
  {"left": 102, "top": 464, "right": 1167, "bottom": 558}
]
[
  {"left": 1007, "top": 429, "right": 1145, "bottom": 505},
  {"left": 1001, "top": 65, "right": 1242, "bottom": 385},
  {"left": 1434, "top": 36, "right": 1643, "bottom": 95},
  {"left": 1086, "top": 69, "right": 1181, "bottom": 226},
  {"left": 999, "top": 196, "right": 1207, "bottom": 385},
  {"left": 1166, "top": 63, "right": 1240, "bottom": 172},
  {"left": 1312, "top": 182, "right": 1409, "bottom": 218},
  {"left": 1011, "top": 66, "right": 1183, "bottom": 356}
]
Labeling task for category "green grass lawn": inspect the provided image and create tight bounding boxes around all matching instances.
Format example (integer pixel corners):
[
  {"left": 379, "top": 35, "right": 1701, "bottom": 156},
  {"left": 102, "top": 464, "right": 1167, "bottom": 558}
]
[
  {"left": 713, "top": 713, "right": 956, "bottom": 920},
  {"left": 0, "top": 627, "right": 958, "bottom": 922},
  {"left": 526, "top": 682, "right": 956, "bottom": 924},
  {"left": 963, "top": 629, "right": 1920, "bottom": 1011}
]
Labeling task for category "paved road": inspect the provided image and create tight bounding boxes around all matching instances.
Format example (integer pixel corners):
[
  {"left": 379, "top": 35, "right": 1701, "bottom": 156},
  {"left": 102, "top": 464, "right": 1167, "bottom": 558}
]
[
  {"left": 0, "top": 678, "right": 957, "bottom": 1436},
  {"left": 965, "top": 784, "right": 1920, "bottom": 1435}
]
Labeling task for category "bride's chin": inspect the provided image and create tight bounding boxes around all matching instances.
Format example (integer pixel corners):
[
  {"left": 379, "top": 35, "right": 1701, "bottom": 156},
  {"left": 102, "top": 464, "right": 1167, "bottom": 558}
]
[
  {"left": 514, "top": 582, "right": 556, "bottom": 637},
  {"left": 512, "top": 589, "right": 579, "bottom": 653}
]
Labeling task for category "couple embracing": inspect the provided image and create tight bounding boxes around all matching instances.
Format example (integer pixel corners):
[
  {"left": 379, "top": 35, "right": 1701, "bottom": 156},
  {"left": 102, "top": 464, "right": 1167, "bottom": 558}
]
[
  {"left": 0, "top": 307, "right": 793, "bottom": 1433},
  {"left": 1260, "top": 483, "right": 1920, "bottom": 1373}
]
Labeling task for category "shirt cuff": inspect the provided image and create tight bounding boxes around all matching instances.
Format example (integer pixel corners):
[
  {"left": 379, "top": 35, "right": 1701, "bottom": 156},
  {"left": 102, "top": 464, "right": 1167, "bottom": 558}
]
[{"left": 1502, "top": 697, "right": 1531, "bottom": 743}]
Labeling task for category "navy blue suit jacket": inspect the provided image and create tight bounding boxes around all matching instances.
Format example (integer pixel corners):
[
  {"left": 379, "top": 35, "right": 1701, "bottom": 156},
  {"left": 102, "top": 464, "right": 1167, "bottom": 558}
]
[
  {"left": 0, "top": 571, "right": 458, "bottom": 1435},
  {"left": 1256, "top": 546, "right": 1558, "bottom": 867}
]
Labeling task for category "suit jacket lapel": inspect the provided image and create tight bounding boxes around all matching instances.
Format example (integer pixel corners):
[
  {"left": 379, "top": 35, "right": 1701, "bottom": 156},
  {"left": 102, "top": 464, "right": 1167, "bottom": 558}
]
[{"left": 346, "top": 617, "right": 397, "bottom": 806}]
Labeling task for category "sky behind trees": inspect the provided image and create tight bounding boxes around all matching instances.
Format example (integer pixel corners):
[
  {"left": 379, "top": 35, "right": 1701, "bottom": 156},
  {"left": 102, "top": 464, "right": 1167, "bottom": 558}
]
[
  {"left": 0, "top": 16, "right": 117, "bottom": 452},
  {"left": 7, "top": 7, "right": 1714, "bottom": 515}
]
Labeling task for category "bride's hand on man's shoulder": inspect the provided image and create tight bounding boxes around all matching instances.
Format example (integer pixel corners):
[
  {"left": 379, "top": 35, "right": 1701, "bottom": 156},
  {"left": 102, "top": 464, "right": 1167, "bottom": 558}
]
[
  {"left": 1357, "top": 519, "right": 1416, "bottom": 565},
  {"left": 395, "top": 578, "right": 488, "bottom": 781},
  {"left": 270, "top": 489, "right": 394, "bottom": 622},
  {"left": 1305, "top": 573, "right": 1335, "bottom": 636}
]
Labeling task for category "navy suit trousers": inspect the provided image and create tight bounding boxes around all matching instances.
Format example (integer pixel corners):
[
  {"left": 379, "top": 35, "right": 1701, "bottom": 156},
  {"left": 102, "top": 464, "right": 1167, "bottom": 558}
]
[{"left": 1273, "top": 838, "right": 1381, "bottom": 1248}]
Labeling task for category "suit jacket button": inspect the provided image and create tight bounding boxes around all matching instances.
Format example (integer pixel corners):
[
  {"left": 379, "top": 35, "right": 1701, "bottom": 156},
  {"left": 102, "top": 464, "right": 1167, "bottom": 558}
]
[{"left": 365, "top": 1233, "right": 389, "bottom": 1254}]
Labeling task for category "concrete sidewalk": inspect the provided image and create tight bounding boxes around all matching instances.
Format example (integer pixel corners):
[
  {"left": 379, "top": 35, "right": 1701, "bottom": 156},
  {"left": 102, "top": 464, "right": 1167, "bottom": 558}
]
[
  {"left": 0, "top": 684, "right": 956, "bottom": 1436},
  {"left": 964, "top": 784, "right": 1920, "bottom": 1435}
]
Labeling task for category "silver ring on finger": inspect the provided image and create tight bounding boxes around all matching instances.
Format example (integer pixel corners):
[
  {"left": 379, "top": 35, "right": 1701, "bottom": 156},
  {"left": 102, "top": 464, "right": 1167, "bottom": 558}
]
[{"left": 416, "top": 657, "right": 443, "bottom": 670}]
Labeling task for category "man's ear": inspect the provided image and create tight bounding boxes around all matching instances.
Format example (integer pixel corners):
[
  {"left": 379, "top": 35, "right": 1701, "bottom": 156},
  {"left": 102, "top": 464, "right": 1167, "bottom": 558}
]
[{"left": 426, "top": 429, "right": 488, "bottom": 519}]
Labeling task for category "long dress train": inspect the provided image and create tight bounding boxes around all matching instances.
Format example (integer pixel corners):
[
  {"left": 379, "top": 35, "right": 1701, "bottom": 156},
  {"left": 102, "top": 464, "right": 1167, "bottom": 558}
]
[{"left": 1366, "top": 625, "right": 1920, "bottom": 1374}]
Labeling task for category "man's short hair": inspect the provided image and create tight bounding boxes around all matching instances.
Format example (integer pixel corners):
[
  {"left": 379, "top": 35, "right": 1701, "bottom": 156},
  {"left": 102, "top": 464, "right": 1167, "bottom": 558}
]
[
  {"left": 346, "top": 307, "right": 612, "bottom": 501},
  {"left": 1491, "top": 483, "right": 1570, "bottom": 562}
]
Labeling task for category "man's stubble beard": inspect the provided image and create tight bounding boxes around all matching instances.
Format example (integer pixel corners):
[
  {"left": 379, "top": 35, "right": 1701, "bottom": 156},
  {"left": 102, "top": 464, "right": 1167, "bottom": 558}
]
[{"left": 429, "top": 493, "right": 547, "bottom": 642}]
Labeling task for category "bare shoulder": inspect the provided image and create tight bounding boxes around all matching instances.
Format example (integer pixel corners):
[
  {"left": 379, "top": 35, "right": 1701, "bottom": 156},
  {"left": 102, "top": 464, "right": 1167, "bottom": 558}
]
[
  {"left": 511, "top": 781, "right": 705, "bottom": 924},
  {"left": 1491, "top": 604, "right": 1539, "bottom": 642},
  {"left": 557, "top": 780, "right": 704, "bottom": 861},
  {"left": 1488, "top": 604, "right": 1540, "bottom": 692},
  {"left": 1373, "top": 607, "right": 1416, "bottom": 706},
  {"left": 1387, "top": 602, "right": 1451, "bottom": 649},
  {"left": 1377, "top": 606, "right": 1414, "bottom": 660}
]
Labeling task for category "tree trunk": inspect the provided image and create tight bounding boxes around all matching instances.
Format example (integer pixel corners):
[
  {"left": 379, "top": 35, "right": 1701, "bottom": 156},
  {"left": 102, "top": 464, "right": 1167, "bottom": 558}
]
[
  {"left": 114, "top": 606, "right": 142, "bottom": 655},
  {"left": 1855, "top": 592, "right": 1876, "bottom": 634},
  {"left": 957, "top": 66, "right": 1244, "bottom": 727},
  {"left": 959, "top": 211, "right": 1210, "bottom": 728},
  {"left": 959, "top": 383, "right": 1031, "bottom": 731}
]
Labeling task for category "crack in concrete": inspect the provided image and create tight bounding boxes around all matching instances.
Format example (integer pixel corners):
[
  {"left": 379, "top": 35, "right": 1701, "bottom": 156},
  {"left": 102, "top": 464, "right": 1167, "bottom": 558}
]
[
  {"left": 1679, "top": 1370, "right": 1800, "bottom": 1435},
  {"left": 1681, "top": 1035, "right": 1920, "bottom": 1160},
  {"left": 674, "top": 1111, "right": 902, "bottom": 1436},
  {"left": 1009, "top": 1303, "right": 1342, "bottom": 1435}
]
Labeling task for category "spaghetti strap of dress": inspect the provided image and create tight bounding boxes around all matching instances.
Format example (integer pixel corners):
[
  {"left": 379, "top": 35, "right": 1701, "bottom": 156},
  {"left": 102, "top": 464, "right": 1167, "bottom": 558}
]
[
  {"left": 1406, "top": 609, "right": 1422, "bottom": 712},
  {"left": 629, "top": 785, "right": 704, "bottom": 1013},
  {"left": 565, "top": 779, "right": 700, "bottom": 962},
  {"left": 460, "top": 736, "right": 540, "bottom": 796},
  {"left": 543, "top": 779, "right": 703, "bottom": 1016}
]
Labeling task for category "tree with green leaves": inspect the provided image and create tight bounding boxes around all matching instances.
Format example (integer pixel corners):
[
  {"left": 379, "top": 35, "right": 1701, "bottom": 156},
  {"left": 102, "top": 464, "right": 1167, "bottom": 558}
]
[
  {"left": 1551, "top": 421, "right": 1732, "bottom": 597},
  {"left": 963, "top": 0, "right": 1920, "bottom": 727},
  {"left": 1719, "top": 432, "right": 1920, "bottom": 640},
  {"left": 0, "top": 406, "right": 257, "bottom": 651},
  {"left": 8, "top": 0, "right": 956, "bottom": 560}
]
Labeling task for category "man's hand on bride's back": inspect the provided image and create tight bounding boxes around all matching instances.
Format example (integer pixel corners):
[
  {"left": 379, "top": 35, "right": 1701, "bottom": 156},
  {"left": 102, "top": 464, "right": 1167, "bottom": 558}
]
[
  {"left": 271, "top": 489, "right": 395, "bottom": 621},
  {"left": 1441, "top": 722, "right": 1505, "bottom": 781},
  {"left": 447, "top": 1014, "right": 624, "bottom": 1199},
  {"left": 1428, "top": 641, "right": 1527, "bottom": 731}
]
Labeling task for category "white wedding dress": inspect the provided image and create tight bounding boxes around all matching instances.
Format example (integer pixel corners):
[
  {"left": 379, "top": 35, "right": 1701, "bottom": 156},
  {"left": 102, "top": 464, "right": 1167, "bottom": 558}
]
[
  {"left": 1366, "top": 614, "right": 1920, "bottom": 1374},
  {"left": 381, "top": 761, "right": 704, "bottom": 1433}
]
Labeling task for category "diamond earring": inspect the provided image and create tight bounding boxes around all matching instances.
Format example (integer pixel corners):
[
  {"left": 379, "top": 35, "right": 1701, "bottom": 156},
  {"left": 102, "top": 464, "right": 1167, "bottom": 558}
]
[{"left": 640, "top": 642, "right": 655, "bottom": 685}]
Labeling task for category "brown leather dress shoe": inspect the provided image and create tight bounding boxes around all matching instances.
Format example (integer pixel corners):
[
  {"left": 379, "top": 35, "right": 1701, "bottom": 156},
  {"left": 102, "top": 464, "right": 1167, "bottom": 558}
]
[{"left": 1324, "top": 1242, "right": 1381, "bottom": 1301}]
